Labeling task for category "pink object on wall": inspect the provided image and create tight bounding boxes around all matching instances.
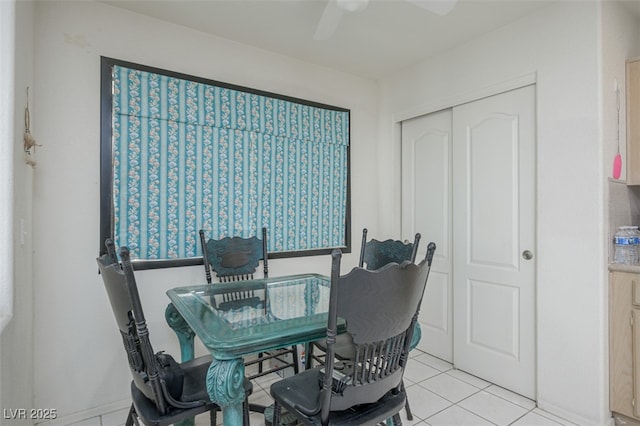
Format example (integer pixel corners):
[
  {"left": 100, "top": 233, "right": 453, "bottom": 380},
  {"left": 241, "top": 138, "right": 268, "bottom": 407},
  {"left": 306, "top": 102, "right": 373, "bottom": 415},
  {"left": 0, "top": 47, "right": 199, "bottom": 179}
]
[
  {"left": 614, "top": 153, "right": 622, "bottom": 179},
  {"left": 613, "top": 83, "right": 622, "bottom": 180}
]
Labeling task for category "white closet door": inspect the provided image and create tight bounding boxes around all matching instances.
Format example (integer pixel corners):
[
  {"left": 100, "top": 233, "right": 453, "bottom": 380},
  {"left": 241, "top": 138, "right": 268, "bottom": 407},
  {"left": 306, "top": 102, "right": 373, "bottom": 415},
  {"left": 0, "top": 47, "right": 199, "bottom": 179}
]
[
  {"left": 401, "top": 109, "right": 453, "bottom": 362},
  {"left": 452, "top": 85, "right": 536, "bottom": 398}
]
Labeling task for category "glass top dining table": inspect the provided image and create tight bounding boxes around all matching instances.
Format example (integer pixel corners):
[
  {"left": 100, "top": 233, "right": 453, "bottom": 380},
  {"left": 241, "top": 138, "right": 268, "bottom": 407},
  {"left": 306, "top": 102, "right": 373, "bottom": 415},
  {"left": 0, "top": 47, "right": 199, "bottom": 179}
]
[{"left": 166, "top": 273, "right": 337, "bottom": 425}]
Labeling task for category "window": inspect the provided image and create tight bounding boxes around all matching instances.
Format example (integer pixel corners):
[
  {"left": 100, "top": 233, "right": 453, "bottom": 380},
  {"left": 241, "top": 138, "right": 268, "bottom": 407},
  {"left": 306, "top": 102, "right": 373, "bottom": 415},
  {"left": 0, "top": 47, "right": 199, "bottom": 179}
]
[
  {"left": 100, "top": 57, "right": 351, "bottom": 269},
  {"left": 0, "top": 0, "right": 14, "bottom": 331}
]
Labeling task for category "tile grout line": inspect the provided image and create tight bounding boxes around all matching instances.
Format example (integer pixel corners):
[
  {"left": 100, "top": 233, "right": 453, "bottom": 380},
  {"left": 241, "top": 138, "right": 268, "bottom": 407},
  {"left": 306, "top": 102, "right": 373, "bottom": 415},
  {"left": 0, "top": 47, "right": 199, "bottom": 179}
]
[
  {"left": 410, "top": 367, "right": 538, "bottom": 426},
  {"left": 507, "top": 407, "right": 537, "bottom": 426},
  {"left": 451, "top": 403, "right": 500, "bottom": 426}
]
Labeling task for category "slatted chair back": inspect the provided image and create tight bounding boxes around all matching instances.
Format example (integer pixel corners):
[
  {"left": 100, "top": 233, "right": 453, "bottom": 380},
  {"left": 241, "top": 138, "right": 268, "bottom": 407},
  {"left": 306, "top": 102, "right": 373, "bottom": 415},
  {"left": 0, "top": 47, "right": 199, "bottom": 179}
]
[
  {"left": 199, "top": 228, "right": 269, "bottom": 310},
  {"left": 199, "top": 227, "right": 268, "bottom": 283},
  {"left": 97, "top": 240, "right": 196, "bottom": 416},
  {"left": 320, "top": 244, "right": 435, "bottom": 423},
  {"left": 358, "top": 228, "right": 421, "bottom": 271}
]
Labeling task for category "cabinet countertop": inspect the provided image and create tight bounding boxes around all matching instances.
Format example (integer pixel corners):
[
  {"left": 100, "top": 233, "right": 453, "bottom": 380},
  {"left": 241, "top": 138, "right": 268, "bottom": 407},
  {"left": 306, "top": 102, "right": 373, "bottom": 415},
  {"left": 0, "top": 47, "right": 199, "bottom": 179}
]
[{"left": 609, "top": 263, "right": 640, "bottom": 273}]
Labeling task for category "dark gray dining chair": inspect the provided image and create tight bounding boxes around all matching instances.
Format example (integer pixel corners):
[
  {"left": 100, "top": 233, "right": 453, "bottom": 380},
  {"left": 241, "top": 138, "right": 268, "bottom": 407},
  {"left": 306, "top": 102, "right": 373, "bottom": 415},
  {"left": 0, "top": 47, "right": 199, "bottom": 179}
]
[
  {"left": 307, "top": 228, "right": 422, "bottom": 364},
  {"left": 200, "top": 228, "right": 268, "bottom": 309},
  {"left": 359, "top": 227, "right": 421, "bottom": 270},
  {"left": 200, "top": 228, "right": 300, "bottom": 380},
  {"left": 306, "top": 228, "right": 424, "bottom": 420},
  {"left": 97, "top": 239, "right": 253, "bottom": 426},
  {"left": 270, "top": 246, "right": 435, "bottom": 426}
]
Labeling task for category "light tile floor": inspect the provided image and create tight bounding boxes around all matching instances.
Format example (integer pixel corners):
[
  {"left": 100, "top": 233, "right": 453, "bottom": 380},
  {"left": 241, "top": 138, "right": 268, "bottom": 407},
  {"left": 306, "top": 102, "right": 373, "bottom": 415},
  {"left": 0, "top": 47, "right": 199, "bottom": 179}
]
[
  {"left": 95, "top": 349, "right": 579, "bottom": 426},
  {"left": 240, "top": 350, "right": 579, "bottom": 426}
]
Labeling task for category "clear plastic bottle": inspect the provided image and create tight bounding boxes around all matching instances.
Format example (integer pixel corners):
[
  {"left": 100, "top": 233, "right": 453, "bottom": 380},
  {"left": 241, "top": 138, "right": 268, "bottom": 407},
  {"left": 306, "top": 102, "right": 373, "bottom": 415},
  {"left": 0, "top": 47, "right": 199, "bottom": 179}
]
[
  {"left": 614, "top": 226, "right": 640, "bottom": 264},
  {"left": 630, "top": 226, "right": 640, "bottom": 264}
]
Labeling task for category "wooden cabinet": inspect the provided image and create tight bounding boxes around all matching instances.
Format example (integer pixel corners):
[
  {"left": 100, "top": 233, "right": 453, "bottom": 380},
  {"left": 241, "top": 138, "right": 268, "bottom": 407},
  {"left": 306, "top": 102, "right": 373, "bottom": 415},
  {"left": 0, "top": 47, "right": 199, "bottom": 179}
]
[
  {"left": 626, "top": 58, "right": 640, "bottom": 185},
  {"left": 610, "top": 271, "right": 640, "bottom": 420}
]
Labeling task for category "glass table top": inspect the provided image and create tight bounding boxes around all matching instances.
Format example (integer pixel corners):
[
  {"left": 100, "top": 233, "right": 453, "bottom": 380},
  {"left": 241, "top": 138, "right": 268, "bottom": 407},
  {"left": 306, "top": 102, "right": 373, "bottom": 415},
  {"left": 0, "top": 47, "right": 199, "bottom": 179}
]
[{"left": 167, "top": 273, "right": 336, "bottom": 358}]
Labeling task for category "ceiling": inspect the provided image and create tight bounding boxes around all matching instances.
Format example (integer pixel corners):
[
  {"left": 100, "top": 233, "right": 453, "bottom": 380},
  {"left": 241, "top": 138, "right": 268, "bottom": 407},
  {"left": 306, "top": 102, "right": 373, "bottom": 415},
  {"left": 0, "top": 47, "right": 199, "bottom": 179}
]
[{"left": 103, "top": 0, "right": 560, "bottom": 80}]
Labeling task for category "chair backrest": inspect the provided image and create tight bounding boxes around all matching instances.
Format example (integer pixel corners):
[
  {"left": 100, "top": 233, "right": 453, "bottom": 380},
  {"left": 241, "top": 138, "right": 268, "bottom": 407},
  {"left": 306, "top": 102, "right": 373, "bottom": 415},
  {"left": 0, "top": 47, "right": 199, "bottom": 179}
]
[
  {"left": 96, "top": 239, "right": 186, "bottom": 415},
  {"left": 320, "top": 243, "right": 436, "bottom": 423},
  {"left": 199, "top": 228, "right": 268, "bottom": 283},
  {"left": 358, "top": 228, "right": 421, "bottom": 270}
]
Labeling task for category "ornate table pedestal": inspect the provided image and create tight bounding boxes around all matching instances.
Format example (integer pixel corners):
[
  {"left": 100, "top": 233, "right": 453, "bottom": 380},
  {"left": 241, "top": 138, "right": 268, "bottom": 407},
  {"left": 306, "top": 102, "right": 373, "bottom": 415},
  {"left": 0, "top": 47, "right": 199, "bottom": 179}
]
[{"left": 206, "top": 358, "right": 247, "bottom": 425}]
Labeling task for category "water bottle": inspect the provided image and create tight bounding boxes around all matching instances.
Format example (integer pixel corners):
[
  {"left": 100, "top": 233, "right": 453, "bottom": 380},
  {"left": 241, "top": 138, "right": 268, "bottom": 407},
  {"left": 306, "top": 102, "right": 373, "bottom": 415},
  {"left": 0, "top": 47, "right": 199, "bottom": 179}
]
[
  {"left": 630, "top": 226, "right": 640, "bottom": 263},
  {"left": 614, "top": 226, "right": 640, "bottom": 264}
]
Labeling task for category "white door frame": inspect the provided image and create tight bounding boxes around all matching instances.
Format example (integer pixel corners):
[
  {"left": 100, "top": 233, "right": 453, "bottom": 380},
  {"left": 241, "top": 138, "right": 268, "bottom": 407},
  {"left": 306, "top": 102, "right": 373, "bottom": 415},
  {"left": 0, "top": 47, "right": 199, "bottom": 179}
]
[{"left": 394, "top": 71, "right": 538, "bottom": 396}]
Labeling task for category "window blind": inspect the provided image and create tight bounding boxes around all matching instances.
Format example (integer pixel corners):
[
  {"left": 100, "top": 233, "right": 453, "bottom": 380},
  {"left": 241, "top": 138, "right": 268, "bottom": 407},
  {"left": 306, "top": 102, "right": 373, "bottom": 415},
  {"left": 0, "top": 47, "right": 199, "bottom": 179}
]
[{"left": 106, "top": 61, "right": 350, "bottom": 264}]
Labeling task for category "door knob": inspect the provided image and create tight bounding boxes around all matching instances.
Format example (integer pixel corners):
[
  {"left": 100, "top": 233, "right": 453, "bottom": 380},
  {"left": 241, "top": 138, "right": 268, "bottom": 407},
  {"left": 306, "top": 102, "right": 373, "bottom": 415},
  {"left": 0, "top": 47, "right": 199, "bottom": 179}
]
[{"left": 522, "top": 250, "right": 533, "bottom": 260}]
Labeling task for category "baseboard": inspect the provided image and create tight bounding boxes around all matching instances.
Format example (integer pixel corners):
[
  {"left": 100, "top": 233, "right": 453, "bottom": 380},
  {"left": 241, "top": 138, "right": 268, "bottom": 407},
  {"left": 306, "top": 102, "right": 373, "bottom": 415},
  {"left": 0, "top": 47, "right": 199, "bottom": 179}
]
[
  {"left": 537, "top": 398, "right": 614, "bottom": 426},
  {"left": 35, "top": 399, "right": 130, "bottom": 426}
]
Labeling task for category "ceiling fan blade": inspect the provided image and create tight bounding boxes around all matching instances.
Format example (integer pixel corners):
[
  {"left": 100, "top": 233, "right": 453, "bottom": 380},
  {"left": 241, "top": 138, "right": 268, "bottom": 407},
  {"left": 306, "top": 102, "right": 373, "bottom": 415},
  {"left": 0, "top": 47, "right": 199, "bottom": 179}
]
[
  {"left": 406, "top": 0, "right": 458, "bottom": 16},
  {"left": 314, "top": 0, "right": 344, "bottom": 40}
]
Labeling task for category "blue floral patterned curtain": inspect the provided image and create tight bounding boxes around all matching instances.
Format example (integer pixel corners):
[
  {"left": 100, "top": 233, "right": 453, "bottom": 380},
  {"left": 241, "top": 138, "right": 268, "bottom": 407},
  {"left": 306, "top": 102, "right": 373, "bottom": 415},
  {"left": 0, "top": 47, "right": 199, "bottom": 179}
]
[{"left": 111, "top": 65, "right": 349, "bottom": 260}]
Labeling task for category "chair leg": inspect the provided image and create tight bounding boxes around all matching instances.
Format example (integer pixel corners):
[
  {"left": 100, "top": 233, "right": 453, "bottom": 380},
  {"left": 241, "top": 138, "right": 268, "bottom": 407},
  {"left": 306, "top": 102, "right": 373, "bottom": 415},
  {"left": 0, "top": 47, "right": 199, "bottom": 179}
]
[
  {"left": 272, "top": 402, "right": 282, "bottom": 426},
  {"left": 404, "top": 399, "right": 413, "bottom": 421},
  {"left": 401, "top": 380, "right": 413, "bottom": 420},
  {"left": 305, "top": 344, "right": 314, "bottom": 369},
  {"left": 391, "top": 413, "right": 402, "bottom": 426},
  {"left": 210, "top": 407, "right": 217, "bottom": 426},
  {"left": 291, "top": 345, "right": 299, "bottom": 374},
  {"left": 125, "top": 404, "right": 137, "bottom": 426},
  {"left": 243, "top": 395, "right": 250, "bottom": 426},
  {"left": 258, "top": 352, "right": 264, "bottom": 374}
]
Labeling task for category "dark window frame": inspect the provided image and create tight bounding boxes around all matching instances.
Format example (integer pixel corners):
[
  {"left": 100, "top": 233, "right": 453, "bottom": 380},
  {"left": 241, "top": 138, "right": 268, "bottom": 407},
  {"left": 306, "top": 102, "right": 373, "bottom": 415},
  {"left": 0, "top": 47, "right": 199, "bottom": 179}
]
[{"left": 100, "top": 56, "right": 351, "bottom": 269}]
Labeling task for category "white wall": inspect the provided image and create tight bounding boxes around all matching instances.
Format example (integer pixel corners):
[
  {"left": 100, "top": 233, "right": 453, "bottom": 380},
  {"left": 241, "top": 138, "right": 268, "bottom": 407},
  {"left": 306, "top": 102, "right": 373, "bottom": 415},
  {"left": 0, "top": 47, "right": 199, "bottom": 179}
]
[
  {"left": 31, "top": 1, "right": 378, "bottom": 421},
  {"left": 1, "top": 1, "right": 36, "bottom": 424},
  {"left": 27, "top": 1, "right": 639, "bottom": 424},
  {"left": 379, "top": 2, "right": 608, "bottom": 425}
]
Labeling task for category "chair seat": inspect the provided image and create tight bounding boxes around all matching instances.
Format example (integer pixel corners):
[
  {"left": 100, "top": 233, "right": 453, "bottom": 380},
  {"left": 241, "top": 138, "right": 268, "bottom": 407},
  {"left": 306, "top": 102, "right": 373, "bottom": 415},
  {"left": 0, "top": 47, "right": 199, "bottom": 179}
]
[
  {"left": 131, "top": 382, "right": 214, "bottom": 426},
  {"left": 270, "top": 368, "right": 323, "bottom": 416},
  {"left": 270, "top": 368, "right": 406, "bottom": 426},
  {"left": 132, "top": 355, "right": 253, "bottom": 426},
  {"left": 312, "top": 334, "right": 355, "bottom": 360},
  {"left": 180, "top": 355, "right": 255, "bottom": 401}
]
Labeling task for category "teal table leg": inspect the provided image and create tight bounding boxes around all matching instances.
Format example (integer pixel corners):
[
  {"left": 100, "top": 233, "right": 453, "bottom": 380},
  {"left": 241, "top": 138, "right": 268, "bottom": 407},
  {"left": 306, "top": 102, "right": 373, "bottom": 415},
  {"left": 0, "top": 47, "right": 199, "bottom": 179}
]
[
  {"left": 165, "top": 303, "right": 195, "bottom": 362},
  {"left": 206, "top": 357, "right": 246, "bottom": 426},
  {"left": 409, "top": 322, "right": 421, "bottom": 351},
  {"left": 387, "top": 413, "right": 401, "bottom": 425}
]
